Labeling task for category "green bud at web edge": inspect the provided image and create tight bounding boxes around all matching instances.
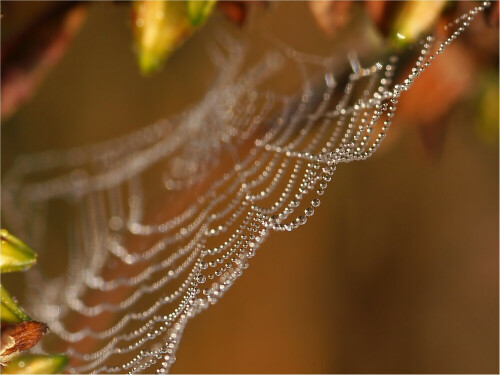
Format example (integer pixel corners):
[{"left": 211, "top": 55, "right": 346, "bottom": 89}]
[
  {"left": 2, "top": 354, "right": 68, "bottom": 374},
  {"left": 186, "top": 0, "right": 217, "bottom": 27},
  {"left": 0, "top": 284, "right": 30, "bottom": 323},
  {"left": 1, "top": 229, "right": 37, "bottom": 273}
]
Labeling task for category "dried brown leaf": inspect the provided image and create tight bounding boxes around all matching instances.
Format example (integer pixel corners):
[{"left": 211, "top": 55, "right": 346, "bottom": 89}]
[
  {"left": 1, "top": 3, "right": 86, "bottom": 120},
  {"left": 0, "top": 321, "right": 48, "bottom": 366},
  {"left": 485, "top": 1, "right": 499, "bottom": 27},
  {"left": 217, "top": 1, "right": 267, "bottom": 26},
  {"left": 397, "top": 41, "right": 475, "bottom": 158}
]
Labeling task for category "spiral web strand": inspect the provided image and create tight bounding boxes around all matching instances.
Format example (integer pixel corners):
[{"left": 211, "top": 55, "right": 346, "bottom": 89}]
[{"left": 1, "top": 3, "right": 488, "bottom": 373}]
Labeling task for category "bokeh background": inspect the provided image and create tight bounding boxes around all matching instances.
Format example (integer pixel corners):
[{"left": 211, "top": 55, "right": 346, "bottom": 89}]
[{"left": 2, "top": 2, "right": 498, "bottom": 373}]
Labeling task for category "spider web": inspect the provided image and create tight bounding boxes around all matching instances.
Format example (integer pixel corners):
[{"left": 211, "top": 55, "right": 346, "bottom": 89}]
[{"left": 1, "top": 3, "right": 488, "bottom": 374}]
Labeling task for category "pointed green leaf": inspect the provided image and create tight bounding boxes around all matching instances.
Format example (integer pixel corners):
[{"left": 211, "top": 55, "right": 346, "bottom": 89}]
[
  {"left": 390, "top": 1, "right": 447, "bottom": 49},
  {"left": 132, "top": 0, "right": 214, "bottom": 75},
  {"left": 133, "top": 1, "right": 192, "bottom": 75},
  {"left": 1, "top": 284, "right": 30, "bottom": 323},
  {"left": 186, "top": 0, "right": 216, "bottom": 27},
  {"left": 2, "top": 354, "right": 68, "bottom": 374},
  {"left": 1, "top": 230, "right": 37, "bottom": 273}
]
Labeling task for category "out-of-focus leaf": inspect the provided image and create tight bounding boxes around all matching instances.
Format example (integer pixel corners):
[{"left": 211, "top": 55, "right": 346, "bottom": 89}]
[
  {"left": 1, "top": 3, "right": 87, "bottom": 120},
  {"left": 364, "top": 1, "right": 399, "bottom": 37},
  {"left": 2, "top": 354, "right": 68, "bottom": 374},
  {"left": 217, "top": 1, "right": 267, "bottom": 27},
  {"left": 132, "top": 1, "right": 196, "bottom": 75},
  {"left": 217, "top": 1, "right": 248, "bottom": 26},
  {"left": 485, "top": 1, "right": 499, "bottom": 27},
  {"left": 0, "top": 284, "right": 30, "bottom": 323},
  {"left": 397, "top": 42, "right": 475, "bottom": 158},
  {"left": 389, "top": 1, "right": 446, "bottom": 48},
  {"left": 186, "top": 0, "right": 217, "bottom": 27},
  {"left": 476, "top": 71, "right": 499, "bottom": 144},
  {"left": 308, "top": 1, "right": 353, "bottom": 37},
  {"left": 0, "top": 230, "right": 36, "bottom": 273},
  {"left": 1, "top": 321, "right": 48, "bottom": 366}
]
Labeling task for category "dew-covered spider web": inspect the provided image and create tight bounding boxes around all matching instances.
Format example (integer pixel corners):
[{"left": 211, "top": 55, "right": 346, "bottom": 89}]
[{"left": 1, "top": 2, "right": 489, "bottom": 374}]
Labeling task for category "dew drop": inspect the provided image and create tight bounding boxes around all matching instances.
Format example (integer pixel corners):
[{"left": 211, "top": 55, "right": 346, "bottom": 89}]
[{"left": 196, "top": 274, "right": 206, "bottom": 284}]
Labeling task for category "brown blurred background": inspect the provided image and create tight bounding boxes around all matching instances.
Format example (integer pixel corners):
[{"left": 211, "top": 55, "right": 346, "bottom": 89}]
[{"left": 1, "top": 2, "right": 498, "bottom": 373}]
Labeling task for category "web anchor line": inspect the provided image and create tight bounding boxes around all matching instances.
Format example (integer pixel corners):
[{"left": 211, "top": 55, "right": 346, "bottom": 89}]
[{"left": 1, "top": 3, "right": 489, "bottom": 374}]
